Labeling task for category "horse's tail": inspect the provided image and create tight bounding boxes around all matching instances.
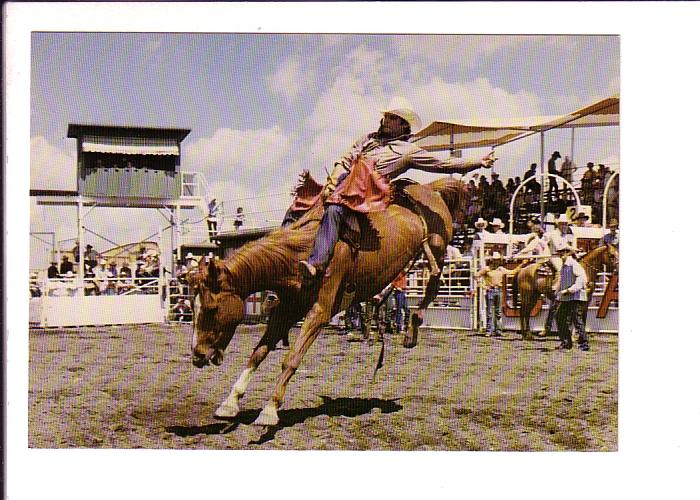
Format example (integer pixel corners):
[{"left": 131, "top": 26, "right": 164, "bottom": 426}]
[{"left": 511, "top": 269, "right": 520, "bottom": 309}]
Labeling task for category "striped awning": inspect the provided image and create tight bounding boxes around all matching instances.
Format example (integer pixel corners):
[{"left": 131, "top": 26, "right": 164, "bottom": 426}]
[
  {"left": 81, "top": 135, "right": 180, "bottom": 155},
  {"left": 413, "top": 95, "right": 619, "bottom": 152}
]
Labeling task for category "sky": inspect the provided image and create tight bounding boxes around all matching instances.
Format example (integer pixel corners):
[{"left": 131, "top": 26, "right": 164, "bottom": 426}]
[{"left": 29, "top": 31, "right": 619, "bottom": 268}]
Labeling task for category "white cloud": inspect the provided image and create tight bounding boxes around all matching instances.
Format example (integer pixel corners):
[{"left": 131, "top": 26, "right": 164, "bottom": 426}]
[
  {"left": 182, "top": 126, "right": 300, "bottom": 220},
  {"left": 266, "top": 56, "right": 314, "bottom": 103},
  {"left": 30, "top": 135, "right": 76, "bottom": 190}
]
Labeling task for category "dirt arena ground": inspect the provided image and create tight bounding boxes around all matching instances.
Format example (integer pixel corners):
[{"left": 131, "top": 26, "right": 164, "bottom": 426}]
[{"left": 28, "top": 323, "right": 617, "bottom": 451}]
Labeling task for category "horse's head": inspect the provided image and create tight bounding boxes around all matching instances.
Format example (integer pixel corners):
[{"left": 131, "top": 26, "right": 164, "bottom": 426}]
[
  {"left": 189, "top": 258, "right": 245, "bottom": 368},
  {"left": 604, "top": 243, "right": 620, "bottom": 272}
]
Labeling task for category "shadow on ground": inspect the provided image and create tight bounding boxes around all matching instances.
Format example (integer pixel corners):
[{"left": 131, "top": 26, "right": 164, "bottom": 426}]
[{"left": 165, "top": 395, "right": 403, "bottom": 446}]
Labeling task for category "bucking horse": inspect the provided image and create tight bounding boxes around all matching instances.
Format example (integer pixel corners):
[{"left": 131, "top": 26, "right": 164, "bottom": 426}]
[{"left": 186, "top": 176, "right": 469, "bottom": 426}]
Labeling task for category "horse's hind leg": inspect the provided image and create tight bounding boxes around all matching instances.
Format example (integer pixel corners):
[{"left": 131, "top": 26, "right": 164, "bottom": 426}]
[
  {"left": 520, "top": 299, "right": 534, "bottom": 341},
  {"left": 214, "top": 308, "right": 299, "bottom": 420},
  {"left": 406, "top": 271, "right": 442, "bottom": 349}
]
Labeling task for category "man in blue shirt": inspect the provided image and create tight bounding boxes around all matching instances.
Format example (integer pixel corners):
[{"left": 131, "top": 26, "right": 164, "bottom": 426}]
[{"left": 600, "top": 218, "right": 619, "bottom": 247}]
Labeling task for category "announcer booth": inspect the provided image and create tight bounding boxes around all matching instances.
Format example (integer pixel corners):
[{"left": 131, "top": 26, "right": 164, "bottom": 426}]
[{"left": 32, "top": 124, "right": 198, "bottom": 327}]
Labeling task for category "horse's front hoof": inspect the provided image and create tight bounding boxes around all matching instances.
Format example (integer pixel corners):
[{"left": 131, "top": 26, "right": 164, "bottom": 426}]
[
  {"left": 253, "top": 404, "right": 279, "bottom": 427},
  {"left": 214, "top": 402, "right": 240, "bottom": 420}
]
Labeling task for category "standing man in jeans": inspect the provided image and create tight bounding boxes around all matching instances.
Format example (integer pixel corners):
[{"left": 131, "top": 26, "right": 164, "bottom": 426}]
[
  {"left": 475, "top": 252, "right": 524, "bottom": 337},
  {"left": 391, "top": 270, "right": 410, "bottom": 334},
  {"left": 553, "top": 245, "right": 590, "bottom": 351}
]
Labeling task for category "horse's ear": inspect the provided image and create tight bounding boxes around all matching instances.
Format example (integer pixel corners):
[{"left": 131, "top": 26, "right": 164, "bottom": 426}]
[{"left": 206, "top": 258, "right": 220, "bottom": 290}]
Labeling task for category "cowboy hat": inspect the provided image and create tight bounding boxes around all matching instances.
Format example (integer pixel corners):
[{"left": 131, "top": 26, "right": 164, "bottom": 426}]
[
  {"left": 475, "top": 217, "right": 488, "bottom": 228},
  {"left": 490, "top": 218, "right": 504, "bottom": 227},
  {"left": 491, "top": 251, "right": 502, "bottom": 259},
  {"left": 99, "top": 259, "right": 107, "bottom": 265},
  {"left": 555, "top": 243, "right": 577, "bottom": 254},
  {"left": 555, "top": 214, "right": 570, "bottom": 224},
  {"left": 552, "top": 151, "right": 561, "bottom": 158},
  {"left": 382, "top": 97, "right": 422, "bottom": 131},
  {"left": 608, "top": 218, "right": 619, "bottom": 227},
  {"left": 543, "top": 213, "right": 556, "bottom": 225},
  {"left": 185, "top": 252, "right": 195, "bottom": 259}
]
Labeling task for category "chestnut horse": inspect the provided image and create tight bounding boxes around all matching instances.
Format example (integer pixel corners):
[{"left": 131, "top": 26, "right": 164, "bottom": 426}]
[
  {"left": 188, "top": 177, "right": 469, "bottom": 426},
  {"left": 513, "top": 244, "right": 619, "bottom": 340}
]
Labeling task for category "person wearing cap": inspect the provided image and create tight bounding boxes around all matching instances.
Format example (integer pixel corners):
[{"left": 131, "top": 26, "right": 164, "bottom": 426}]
[
  {"left": 233, "top": 206, "right": 245, "bottom": 231},
  {"left": 29, "top": 272, "right": 42, "bottom": 297},
  {"left": 581, "top": 162, "right": 596, "bottom": 205},
  {"left": 490, "top": 217, "right": 505, "bottom": 234},
  {"left": 515, "top": 221, "right": 546, "bottom": 257},
  {"left": 572, "top": 211, "right": 592, "bottom": 228},
  {"left": 84, "top": 244, "right": 98, "bottom": 271},
  {"left": 59, "top": 255, "right": 74, "bottom": 275},
  {"left": 299, "top": 98, "right": 497, "bottom": 279},
  {"left": 546, "top": 151, "right": 562, "bottom": 200},
  {"left": 523, "top": 163, "right": 541, "bottom": 195},
  {"left": 207, "top": 197, "right": 219, "bottom": 243},
  {"left": 47, "top": 260, "right": 60, "bottom": 279},
  {"left": 119, "top": 261, "right": 133, "bottom": 278},
  {"left": 600, "top": 218, "right": 619, "bottom": 247},
  {"left": 553, "top": 245, "right": 590, "bottom": 351},
  {"left": 470, "top": 217, "right": 489, "bottom": 260},
  {"left": 541, "top": 214, "right": 577, "bottom": 336},
  {"left": 93, "top": 259, "right": 111, "bottom": 295},
  {"left": 475, "top": 251, "right": 525, "bottom": 337},
  {"left": 547, "top": 214, "right": 576, "bottom": 262}
]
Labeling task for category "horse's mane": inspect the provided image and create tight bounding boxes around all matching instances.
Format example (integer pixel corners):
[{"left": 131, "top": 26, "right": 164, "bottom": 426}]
[{"left": 221, "top": 215, "right": 319, "bottom": 294}]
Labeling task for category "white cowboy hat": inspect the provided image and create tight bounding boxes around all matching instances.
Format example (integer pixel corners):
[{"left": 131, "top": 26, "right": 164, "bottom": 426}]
[
  {"left": 555, "top": 214, "right": 570, "bottom": 224},
  {"left": 65, "top": 271, "right": 74, "bottom": 277},
  {"left": 491, "top": 251, "right": 502, "bottom": 259},
  {"left": 490, "top": 218, "right": 504, "bottom": 227},
  {"left": 556, "top": 243, "right": 577, "bottom": 254},
  {"left": 185, "top": 252, "right": 195, "bottom": 259},
  {"left": 543, "top": 213, "right": 556, "bottom": 224},
  {"left": 382, "top": 97, "right": 422, "bottom": 132},
  {"left": 99, "top": 259, "right": 107, "bottom": 265},
  {"left": 475, "top": 217, "right": 488, "bottom": 228}
]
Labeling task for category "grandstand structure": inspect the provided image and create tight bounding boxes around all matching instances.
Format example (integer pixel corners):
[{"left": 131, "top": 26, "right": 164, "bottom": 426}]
[{"left": 30, "top": 124, "right": 206, "bottom": 327}]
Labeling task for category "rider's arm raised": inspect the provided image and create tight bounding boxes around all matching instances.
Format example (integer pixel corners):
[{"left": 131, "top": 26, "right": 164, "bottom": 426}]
[{"left": 373, "top": 141, "right": 495, "bottom": 177}]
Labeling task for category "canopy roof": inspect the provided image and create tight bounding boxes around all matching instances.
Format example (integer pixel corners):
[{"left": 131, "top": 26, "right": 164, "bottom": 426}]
[{"left": 412, "top": 95, "right": 618, "bottom": 152}]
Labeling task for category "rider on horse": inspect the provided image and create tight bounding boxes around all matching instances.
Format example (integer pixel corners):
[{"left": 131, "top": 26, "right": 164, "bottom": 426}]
[{"left": 299, "top": 98, "right": 497, "bottom": 279}]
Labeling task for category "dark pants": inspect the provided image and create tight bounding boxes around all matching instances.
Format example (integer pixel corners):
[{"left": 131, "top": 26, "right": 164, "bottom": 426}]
[
  {"left": 345, "top": 302, "right": 364, "bottom": 333},
  {"left": 573, "top": 301, "right": 589, "bottom": 347},
  {"left": 556, "top": 300, "right": 588, "bottom": 348},
  {"left": 545, "top": 298, "right": 559, "bottom": 332}
]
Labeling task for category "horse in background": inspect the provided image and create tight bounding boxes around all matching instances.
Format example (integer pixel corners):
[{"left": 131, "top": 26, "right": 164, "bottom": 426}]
[
  {"left": 512, "top": 244, "right": 619, "bottom": 340},
  {"left": 188, "top": 177, "right": 471, "bottom": 426}
]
